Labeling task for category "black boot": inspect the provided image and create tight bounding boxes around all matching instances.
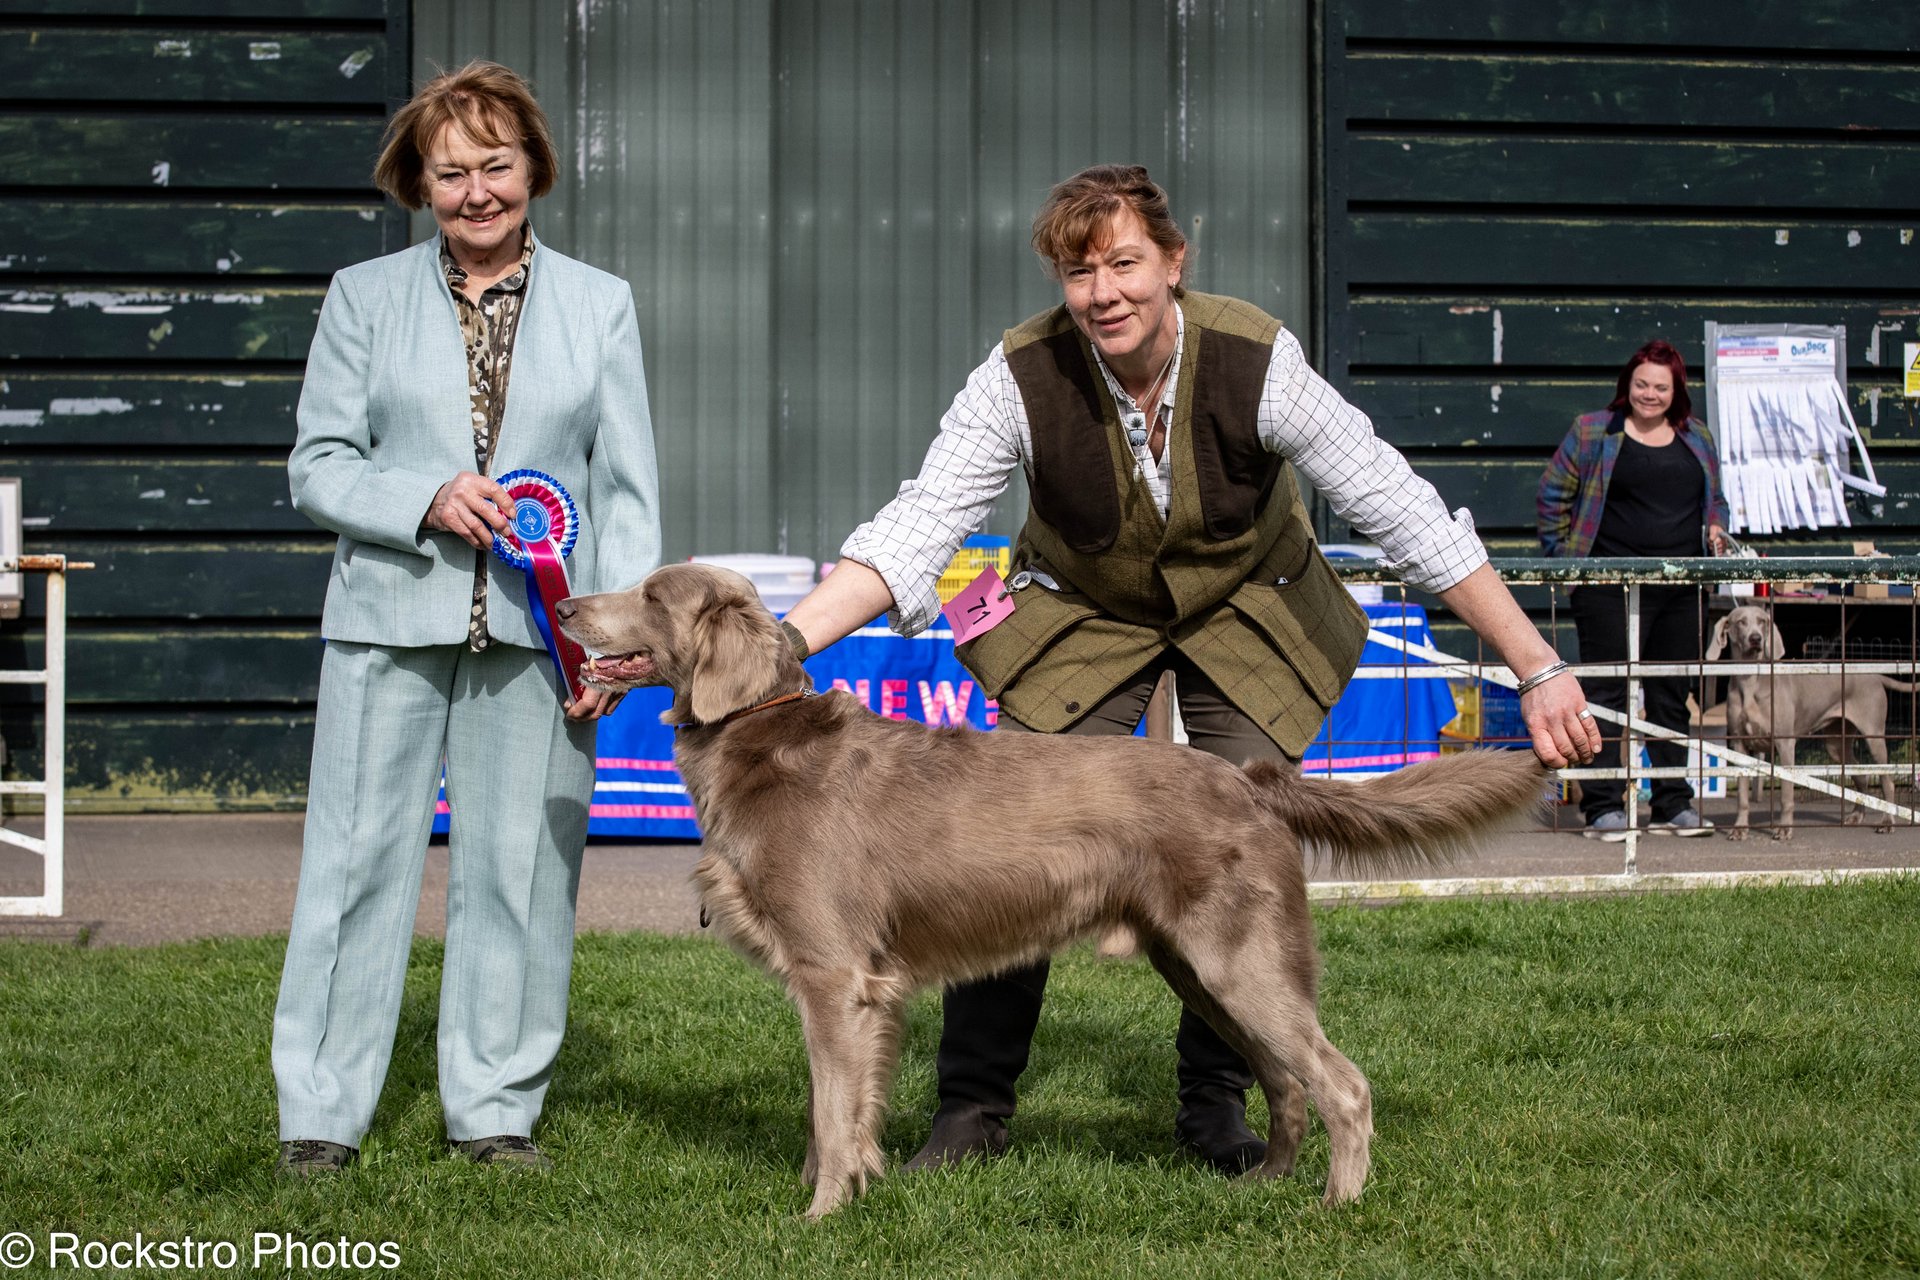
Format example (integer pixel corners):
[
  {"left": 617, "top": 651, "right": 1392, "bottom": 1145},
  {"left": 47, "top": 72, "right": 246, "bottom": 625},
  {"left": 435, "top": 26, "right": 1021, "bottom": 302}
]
[
  {"left": 1172, "top": 1005, "right": 1265, "bottom": 1176},
  {"left": 904, "top": 959, "right": 1049, "bottom": 1172}
]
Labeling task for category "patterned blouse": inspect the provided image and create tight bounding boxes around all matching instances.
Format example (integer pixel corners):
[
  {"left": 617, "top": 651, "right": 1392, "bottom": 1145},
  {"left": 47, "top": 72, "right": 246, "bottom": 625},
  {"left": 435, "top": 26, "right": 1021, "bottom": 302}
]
[{"left": 442, "top": 230, "right": 535, "bottom": 651}]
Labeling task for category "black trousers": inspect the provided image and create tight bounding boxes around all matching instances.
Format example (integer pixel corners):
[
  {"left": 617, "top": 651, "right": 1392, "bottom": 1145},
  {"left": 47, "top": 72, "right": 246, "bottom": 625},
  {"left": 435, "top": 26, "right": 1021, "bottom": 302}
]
[
  {"left": 932, "top": 654, "right": 1280, "bottom": 1123},
  {"left": 1569, "top": 584, "right": 1706, "bottom": 823}
]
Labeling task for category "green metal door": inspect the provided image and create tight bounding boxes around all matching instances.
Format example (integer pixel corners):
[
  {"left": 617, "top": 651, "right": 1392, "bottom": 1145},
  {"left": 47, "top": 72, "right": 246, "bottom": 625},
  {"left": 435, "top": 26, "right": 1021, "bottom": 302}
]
[{"left": 0, "top": 0, "right": 410, "bottom": 809}]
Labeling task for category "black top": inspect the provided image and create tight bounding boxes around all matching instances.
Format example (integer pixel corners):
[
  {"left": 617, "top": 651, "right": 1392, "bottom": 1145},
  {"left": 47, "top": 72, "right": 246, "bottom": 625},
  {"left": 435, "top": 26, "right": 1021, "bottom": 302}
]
[{"left": 1592, "top": 434, "right": 1705, "bottom": 557}]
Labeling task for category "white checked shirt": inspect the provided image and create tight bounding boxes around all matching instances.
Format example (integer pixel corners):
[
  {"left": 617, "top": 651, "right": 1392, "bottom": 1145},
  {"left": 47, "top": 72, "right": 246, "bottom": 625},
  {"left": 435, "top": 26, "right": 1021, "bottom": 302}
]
[{"left": 843, "top": 303, "right": 1487, "bottom": 635}]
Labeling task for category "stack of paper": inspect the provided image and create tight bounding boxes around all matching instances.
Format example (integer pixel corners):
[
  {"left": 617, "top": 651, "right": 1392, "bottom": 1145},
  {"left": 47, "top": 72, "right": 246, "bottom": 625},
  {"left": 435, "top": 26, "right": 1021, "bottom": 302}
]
[{"left": 1710, "top": 327, "right": 1883, "bottom": 535}]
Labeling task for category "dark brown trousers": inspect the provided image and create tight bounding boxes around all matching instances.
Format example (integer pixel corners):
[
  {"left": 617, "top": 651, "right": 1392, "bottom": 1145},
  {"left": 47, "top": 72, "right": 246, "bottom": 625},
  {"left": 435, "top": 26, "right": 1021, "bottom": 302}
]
[{"left": 932, "top": 653, "right": 1296, "bottom": 1123}]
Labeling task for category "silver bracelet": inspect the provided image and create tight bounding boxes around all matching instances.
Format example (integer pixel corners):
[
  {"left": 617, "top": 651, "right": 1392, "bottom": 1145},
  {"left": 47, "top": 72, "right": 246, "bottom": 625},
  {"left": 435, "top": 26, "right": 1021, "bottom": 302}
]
[{"left": 1513, "top": 660, "right": 1569, "bottom": 696}]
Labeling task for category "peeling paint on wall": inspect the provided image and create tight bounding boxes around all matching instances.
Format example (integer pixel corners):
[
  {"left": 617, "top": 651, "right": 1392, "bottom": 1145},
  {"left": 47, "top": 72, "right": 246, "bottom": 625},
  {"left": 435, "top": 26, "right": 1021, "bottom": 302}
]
[{"left": 50, "top": 399, "right": 137, "bottom": 416}]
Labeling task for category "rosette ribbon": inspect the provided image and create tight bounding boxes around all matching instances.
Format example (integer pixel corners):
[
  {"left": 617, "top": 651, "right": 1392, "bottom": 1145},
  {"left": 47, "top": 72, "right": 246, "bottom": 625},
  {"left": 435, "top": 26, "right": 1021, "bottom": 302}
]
[{"left": 489, "top": 469, "right": 588, "bottom": 705}]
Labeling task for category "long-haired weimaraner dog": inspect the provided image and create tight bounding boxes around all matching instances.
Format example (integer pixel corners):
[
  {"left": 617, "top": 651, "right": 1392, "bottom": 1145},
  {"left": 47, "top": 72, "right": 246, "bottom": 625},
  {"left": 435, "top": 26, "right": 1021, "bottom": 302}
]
[{"left": 557, "top": 562, "right": 1549, "bottom": 1218}]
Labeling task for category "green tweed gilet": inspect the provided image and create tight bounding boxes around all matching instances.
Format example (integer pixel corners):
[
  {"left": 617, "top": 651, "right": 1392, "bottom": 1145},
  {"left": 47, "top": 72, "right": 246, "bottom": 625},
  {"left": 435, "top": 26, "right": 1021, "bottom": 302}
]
[{"left": 953, "top": 291, "right": 1367, "bottom": 755}]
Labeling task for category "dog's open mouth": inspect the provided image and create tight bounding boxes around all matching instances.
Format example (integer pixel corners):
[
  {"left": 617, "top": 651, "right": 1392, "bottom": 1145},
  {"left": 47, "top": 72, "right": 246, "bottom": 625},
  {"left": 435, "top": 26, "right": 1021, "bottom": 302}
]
[{"left": 580, "top": 651, "right": 657, "bottom": 689}]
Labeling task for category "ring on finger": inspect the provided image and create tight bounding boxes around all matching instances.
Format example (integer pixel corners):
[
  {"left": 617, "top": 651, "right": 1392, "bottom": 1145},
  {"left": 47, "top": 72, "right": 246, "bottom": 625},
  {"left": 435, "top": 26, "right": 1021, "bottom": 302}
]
[{"left": 1576, "top": 708, "right": 1595, "bottom": 720}]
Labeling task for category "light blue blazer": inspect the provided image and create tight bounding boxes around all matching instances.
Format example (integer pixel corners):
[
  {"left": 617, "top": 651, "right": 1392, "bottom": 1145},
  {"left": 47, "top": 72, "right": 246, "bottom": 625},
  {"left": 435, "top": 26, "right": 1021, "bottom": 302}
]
[{"left": 289, "top": 230, "right": 661, "bottom": 650}]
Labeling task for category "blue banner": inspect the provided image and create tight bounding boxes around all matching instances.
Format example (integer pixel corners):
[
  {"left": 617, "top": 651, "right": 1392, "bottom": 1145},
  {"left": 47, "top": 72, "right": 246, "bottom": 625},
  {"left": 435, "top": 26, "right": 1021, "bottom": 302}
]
[{"left": 434, "top": 604, "right": 1455, "bottom": 837}]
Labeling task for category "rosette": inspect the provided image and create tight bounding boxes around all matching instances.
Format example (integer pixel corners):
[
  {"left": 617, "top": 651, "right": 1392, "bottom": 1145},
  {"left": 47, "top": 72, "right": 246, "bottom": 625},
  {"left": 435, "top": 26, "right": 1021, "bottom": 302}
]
[{"left": 489, "top": 469, "right": 588, "bottom": 704}]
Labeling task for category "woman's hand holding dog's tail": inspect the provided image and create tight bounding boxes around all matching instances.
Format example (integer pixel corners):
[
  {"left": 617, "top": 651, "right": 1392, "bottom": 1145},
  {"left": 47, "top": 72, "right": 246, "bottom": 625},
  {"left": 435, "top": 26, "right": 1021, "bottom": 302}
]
[{"left": 1435, "top": 563, "right": 1602, "bottom": 769}]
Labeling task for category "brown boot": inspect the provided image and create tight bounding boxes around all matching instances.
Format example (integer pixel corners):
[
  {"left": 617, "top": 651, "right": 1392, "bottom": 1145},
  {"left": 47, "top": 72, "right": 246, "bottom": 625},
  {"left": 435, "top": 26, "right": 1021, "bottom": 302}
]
[
  {"left": 1172, "top": 1006, "right": 1266, "bottom": 1176},
  {"left": 903, "top": 959, "right": 1048, "bottom": 1171},
  {"left": 902, "top": 1103, "right": 1009, "bottom": 1172}
]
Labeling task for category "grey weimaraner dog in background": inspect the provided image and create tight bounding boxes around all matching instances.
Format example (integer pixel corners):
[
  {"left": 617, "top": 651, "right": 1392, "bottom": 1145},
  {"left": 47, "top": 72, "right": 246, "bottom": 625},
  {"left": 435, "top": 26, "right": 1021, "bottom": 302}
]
[{"left": 1707, "top": 604, "right": 1919, "bottom": 840}]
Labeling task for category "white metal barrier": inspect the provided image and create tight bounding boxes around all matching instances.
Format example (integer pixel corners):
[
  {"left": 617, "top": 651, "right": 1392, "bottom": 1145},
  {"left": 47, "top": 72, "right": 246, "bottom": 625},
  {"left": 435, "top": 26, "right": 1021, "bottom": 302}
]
[
  {"left": 1, "top": 555, "right": 86, "bottom": 918},
  {"left": 1315, "top": 556, "right": 1920, "bottom": 900}
]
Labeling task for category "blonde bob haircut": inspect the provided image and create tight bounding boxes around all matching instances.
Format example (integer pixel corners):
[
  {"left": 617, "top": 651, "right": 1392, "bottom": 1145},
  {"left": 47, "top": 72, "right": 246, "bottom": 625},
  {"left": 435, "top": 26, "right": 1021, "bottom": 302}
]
[
  {"left": 373, "top": 60, "right": 558, "bottom": 211},
  {"left": 1030, "top": 164, "right": 1188, "bottom": 296}
]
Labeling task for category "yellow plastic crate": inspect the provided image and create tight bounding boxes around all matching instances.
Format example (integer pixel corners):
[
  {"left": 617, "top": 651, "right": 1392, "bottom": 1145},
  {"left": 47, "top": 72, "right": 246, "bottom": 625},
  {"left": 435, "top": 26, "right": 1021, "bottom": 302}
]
[
  {"left": 1439, "top": 678, "right": 1481, "bottom": 742},
  {"left": 936, "top": 537, "right": 1012, "bottom": 604}
]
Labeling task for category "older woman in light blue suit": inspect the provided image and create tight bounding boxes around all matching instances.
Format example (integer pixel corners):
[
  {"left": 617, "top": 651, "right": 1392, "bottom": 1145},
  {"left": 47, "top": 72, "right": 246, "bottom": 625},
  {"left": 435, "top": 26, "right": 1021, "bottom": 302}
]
[{"left": 273, "top": 62, "right": 659, "bottom": 1175}]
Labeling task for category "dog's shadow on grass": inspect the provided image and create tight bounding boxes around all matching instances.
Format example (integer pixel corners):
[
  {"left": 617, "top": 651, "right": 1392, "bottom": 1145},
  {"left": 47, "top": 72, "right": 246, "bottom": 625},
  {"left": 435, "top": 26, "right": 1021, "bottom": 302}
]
[
  {"left": 361, "top": 944, "right": 1204, "bottom": 1172},
  {"left": 549, "top": 985, "right": 1187, "bottom": 1168}
]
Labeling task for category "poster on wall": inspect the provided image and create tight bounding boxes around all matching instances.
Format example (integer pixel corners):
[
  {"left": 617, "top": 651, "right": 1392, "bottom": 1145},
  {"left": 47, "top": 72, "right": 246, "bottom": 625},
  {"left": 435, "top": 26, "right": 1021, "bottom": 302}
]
[{"left": 1703, "top": 322, "right": 1884, "bottom": 536}]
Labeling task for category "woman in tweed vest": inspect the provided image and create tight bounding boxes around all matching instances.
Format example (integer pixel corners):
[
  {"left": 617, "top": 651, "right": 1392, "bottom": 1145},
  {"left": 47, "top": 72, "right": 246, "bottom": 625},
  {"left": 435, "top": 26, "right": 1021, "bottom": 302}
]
[{"left": 781, "top": 165, "right": 1598, "bottom": 1178}]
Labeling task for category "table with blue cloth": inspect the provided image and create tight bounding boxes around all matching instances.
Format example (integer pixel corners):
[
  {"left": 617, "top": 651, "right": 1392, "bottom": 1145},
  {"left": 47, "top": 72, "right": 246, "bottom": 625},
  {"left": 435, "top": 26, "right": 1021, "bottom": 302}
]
[
  {"left": 434, "top": 603, "right": 1456, "bottom": 838},
  {"left": 1303, "top": 601, "right": 1457, "bottom": 775}
]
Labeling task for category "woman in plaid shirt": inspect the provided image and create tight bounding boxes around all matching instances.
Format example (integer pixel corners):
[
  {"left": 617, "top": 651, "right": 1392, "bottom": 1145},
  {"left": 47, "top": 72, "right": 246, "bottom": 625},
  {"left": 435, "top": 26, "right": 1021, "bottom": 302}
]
[{"left": 1538, "top": 339, "right": 1730, "bottom": 841}]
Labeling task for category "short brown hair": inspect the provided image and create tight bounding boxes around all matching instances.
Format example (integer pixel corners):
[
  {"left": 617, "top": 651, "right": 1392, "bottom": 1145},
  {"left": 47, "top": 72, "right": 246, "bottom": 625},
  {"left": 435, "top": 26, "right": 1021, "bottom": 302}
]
[
  {"left": 1030, "top": 164, "right": 1187, "bottom": 292},
  {"left": 373, "top": 60, "right": 558, "bottom": 211}
]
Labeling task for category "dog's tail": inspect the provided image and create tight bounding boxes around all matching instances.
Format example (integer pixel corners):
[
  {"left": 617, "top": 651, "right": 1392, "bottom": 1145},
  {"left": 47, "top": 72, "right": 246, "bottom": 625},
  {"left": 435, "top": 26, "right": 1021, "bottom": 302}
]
[
  {"left": 1245, "top": 749, "right": 1550, "bottom": 875},
  {"left": 1879, "top": 675, "right": 1920, "bottom": 694}
]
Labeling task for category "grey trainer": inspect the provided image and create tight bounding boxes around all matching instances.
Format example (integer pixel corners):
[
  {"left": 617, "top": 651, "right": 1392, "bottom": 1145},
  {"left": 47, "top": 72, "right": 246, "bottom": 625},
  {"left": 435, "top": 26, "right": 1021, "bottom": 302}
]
[
  {"left": 1582, "top": 810, "right": 1631, "bottom": 842},
  {"left": 1654, "top": 808, "right": 1715, "bottom": 837}
]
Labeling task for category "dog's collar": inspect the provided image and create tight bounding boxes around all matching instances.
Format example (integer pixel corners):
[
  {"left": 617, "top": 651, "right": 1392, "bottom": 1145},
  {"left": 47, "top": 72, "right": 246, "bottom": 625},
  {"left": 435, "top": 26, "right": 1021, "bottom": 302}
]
[{"left": 692, "top": 689, "right": 816, "bottom": 730}]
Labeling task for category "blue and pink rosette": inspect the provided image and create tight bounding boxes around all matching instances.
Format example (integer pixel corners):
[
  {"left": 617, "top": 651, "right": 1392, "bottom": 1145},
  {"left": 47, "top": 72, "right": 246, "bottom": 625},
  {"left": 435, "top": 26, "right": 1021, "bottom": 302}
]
[{"left": 489, "top": 469, "right": 589, "bottom": 704}]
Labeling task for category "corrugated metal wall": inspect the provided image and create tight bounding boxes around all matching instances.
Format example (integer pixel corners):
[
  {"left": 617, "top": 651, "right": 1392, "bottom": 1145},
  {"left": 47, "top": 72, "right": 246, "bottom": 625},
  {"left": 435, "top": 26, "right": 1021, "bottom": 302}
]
[
  {"left": 415, "top": 0, "right": 1312, "bottom": 564},
  {"left": 1321, "top": 1, "right": 1920, "bottom": 595},
  {"left": 0, "top": 0, "right": 410, "bottom": 809},
  {"left": 1, "top": 0, "right": 1309, "bottom": 810}
]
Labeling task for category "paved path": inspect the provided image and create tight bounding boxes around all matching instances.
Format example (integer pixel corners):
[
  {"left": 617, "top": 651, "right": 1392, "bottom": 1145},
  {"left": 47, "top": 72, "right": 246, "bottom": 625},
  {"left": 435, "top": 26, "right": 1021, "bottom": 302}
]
[{"left": 2, "top": 802, "right": 1916, "bottom": 947}]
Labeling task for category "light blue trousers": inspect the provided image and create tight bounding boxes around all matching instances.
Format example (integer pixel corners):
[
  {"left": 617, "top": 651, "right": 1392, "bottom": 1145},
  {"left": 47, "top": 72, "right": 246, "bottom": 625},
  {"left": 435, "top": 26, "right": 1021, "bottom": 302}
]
[{"left": 272, "top": 640, "right": 595, "bottom": 1146}]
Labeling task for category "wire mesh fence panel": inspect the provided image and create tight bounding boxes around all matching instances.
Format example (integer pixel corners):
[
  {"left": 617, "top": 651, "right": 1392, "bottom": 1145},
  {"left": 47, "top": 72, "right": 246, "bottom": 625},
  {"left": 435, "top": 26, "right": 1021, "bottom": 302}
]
[{"left": 1308, "top": 556, "right": 1920, "bottom": 899}]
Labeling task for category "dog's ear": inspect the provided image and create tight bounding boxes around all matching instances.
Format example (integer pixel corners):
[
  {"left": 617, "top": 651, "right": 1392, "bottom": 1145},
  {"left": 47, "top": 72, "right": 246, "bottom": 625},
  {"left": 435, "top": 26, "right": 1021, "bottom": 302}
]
[
  {"left": 1705, "top": 615, "right": 1730, "bottom": 660},
  {"left": 1766, "top": 620, "right": 1788, "bottom": 662},
  {"left": 686, "top": 588, "right": 785, "bottom": 723}
]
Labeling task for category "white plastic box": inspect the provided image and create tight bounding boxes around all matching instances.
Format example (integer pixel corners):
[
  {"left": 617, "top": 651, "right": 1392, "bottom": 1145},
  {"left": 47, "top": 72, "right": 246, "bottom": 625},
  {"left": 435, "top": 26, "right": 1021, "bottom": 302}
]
[
  {"left": 1636, "top": 738, "right": 1728, "bottom": 800},
  {"left": 687, "top": 553, "right": 817, "bottom": 614}
]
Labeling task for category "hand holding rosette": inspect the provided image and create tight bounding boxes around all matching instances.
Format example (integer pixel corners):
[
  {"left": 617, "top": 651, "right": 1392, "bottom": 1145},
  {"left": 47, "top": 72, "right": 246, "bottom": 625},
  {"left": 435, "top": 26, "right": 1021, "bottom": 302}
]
[{"left": 489, "top": 469, "right": 589, "bottom": 705}]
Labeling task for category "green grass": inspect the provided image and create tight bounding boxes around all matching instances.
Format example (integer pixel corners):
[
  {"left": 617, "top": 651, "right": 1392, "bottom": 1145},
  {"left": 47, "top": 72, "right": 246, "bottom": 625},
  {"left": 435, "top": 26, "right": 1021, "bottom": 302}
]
[{"left": 3, "top": 881, "right": 1917, "bottom": 1278}]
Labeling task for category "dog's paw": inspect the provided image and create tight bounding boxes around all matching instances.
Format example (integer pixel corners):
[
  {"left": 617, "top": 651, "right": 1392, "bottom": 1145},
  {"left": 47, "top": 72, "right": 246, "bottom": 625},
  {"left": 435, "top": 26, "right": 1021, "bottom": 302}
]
[
  {"left": 1725, "top": 827, "right": 1750, "bottom": 842},
  {"left": 804, "top": 1179, "right": 852, "bottom": 1221},
  {"left": 1770, "top": 827, "right": 1794, "bottom": 842},
  {"left": 1096, "top": 924, "right": 1140, "bottom": 960}
]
